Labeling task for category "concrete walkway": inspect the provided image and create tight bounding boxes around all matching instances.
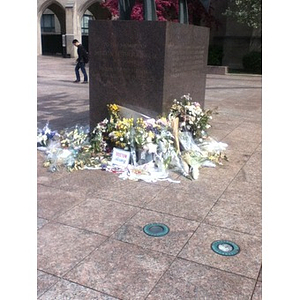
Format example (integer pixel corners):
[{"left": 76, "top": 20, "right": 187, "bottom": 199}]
[{"left": 37, "top": 55, "right": 262, "bottom": 299}]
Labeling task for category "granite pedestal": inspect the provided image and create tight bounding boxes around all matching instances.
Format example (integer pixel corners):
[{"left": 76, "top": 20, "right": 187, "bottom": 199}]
[{"left": 89, "top": 20, "right": 209, "bottom": 129}]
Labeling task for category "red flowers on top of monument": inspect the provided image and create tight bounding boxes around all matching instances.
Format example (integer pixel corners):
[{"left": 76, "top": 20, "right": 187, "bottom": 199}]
[{"left": 101, "top": 0, "right": 220, "bottom": 27}]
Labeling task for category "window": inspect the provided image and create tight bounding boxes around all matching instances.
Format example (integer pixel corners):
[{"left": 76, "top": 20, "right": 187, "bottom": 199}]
[
  {"left": 81, "top": 14, "right": 93, "bottom": 34},
  {"left": 41, "top": 14, "right": 55, "bottom": 33}
]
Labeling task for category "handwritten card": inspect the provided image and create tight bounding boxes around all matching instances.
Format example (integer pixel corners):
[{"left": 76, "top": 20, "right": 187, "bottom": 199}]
[{"left": 111, "top": 148, "right": 131, "bottom": 167}]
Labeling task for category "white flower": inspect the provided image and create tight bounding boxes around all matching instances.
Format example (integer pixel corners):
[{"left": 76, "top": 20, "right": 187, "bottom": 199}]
[
  {"left": 145, "top": 118, "right": 156, "bottom": 127},
  {"left": 37, "top": 134, "right": 47, "bottom": 145},
  {"left": 191, "top": 166, "right": 199, "bottom": 180},
  {"left": 147, "top": 143, "right": 158, "bottom": 154}
]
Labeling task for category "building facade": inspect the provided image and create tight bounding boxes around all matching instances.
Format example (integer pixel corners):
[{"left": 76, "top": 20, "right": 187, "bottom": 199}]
[
  {"left": 37, "top": 0, "right": 261, "bottom": 69},
  {"left": 37, "top": 0, "right": 111, "bottom": 58}
]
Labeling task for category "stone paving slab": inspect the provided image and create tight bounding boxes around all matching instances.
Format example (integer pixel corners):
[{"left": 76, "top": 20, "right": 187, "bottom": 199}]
[
  {"left": 64, "top": 238, "right": 175, "bottom": 300},
  {"left": 37, "top": 222, "right": 107, "bottom": 277},
  {"left": 38, "top": 277, "right": 118, "bottom": 300},
  {"left": 37, "top": 55, "right": 262, "bottom": 299},
  {"left": 56, "top": 198, "right": 141, "bottom": 236},
  {"left": 37, "top": 184, "right": 86, "bottom": 220},
  {"left": 112, "top": 209, "right": 199, "bottom": 256},
  {"left": 205, "top": 198, "right": 262, "bottom": 236},
  {"left": 147, "top": 258, "right": 256, "bottom": 299},
  {"left": 144, "top": 188, "right": 216, "bottom": 221},
  {"left": 252, "top": 281, "right": 263, "bottom": 300},
  {"left": 178, "top": 223, "right": 262, "bottom": 279}
]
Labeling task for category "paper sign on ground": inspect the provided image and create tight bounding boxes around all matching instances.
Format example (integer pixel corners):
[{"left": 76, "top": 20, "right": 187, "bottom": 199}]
[{"left": 111, "top": 148, "right": 131, "bottom": 167}]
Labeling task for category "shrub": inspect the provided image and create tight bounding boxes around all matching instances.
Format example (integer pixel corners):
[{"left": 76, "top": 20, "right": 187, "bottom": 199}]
[
  {"left": 242, "top": 51, "right": 262, "bottom": 74},
  {"left": 207, "top": 45, "right": 223, "bottom": 66}
]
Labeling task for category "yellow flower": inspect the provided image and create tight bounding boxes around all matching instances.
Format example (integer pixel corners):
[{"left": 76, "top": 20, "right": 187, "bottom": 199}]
[
  {"left": 107, "top": 103, "right": 119, "bottom": 113},
  {"left": 148, "top": 131, "right": 155, "bottom": 139}
]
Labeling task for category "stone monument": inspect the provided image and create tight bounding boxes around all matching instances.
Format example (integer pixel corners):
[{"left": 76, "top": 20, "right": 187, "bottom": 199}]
[{"left": 89, "top": 20, "right": 209, "bottom": 129}]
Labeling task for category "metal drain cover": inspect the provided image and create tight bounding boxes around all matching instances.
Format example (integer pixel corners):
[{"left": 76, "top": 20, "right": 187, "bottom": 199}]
[
  {"left": 143, "top": 223, "right": 170, "bottom": 237},
  {"left": 211, "top": 240, "right": 240, "bottom": 256}
]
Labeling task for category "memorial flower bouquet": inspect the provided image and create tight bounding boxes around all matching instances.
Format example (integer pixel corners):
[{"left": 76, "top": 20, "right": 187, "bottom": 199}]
[
  {"left": 169, "top": 93, "right": 214, "bottom": 142},
  {"left": 108, "top": 117, "right": 134, "bottom": 150},
  {"left": 89, "top": 119, "right": 109, "bottom": 153},
  {"left": 132, "top": 118, "right": 156, "bottom": 164},
  {"left": 131, "top": 117, "right": 172, "bottom": 164},
  {"left": 37, "top": 122, "right": 59, "bottom": 147},
  {"left": 107, "top": 103, "right": 120, "bottom": 123},
  {"left": 38, "top": 94, "right": 228, "bottom": 179},
  {"left": 41, "top": 125, "right": 92, "bottom": 172},
  {"left": 143, "top": 117, "right": 175, "bottom": 168},
  {"left": 59, "top": 125, "right": 90, "bottom": 149},
  {"left": 134, "top": 117, "right": 151, "bottom": 149},
  {"left": 105, "top": 103, "right": 134, "bottom": 150}
]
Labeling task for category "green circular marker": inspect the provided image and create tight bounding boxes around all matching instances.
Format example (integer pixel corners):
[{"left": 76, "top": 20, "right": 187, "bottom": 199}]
[
  {"left": 143, "top": 223, "right": 170, "bottom": 237},
  {"left": 211, "top": 240, "right": 240, "bottom": 256}
]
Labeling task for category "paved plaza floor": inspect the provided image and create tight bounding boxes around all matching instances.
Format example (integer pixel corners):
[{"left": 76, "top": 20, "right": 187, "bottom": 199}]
[{"left": 37, "top": 55, "right": 262, "bottom": 299}]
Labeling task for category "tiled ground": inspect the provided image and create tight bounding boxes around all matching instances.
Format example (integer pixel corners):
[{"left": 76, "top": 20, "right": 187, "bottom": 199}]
[{"left": 37, "top": 56, "right": 262, "bottom": 299}]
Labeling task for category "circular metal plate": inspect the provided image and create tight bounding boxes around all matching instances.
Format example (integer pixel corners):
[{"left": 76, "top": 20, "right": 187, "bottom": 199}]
[
  {"left": 143, "top": 223, "right": 170, "bottom": 237},
  {"left": 211, "top": 240, "right": 240, "bottom": 256}
]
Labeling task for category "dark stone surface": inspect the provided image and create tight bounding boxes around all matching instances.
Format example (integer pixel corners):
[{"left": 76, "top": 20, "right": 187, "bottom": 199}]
[{"left": 89, "top": 20, "right": 209, "bottom": 128}]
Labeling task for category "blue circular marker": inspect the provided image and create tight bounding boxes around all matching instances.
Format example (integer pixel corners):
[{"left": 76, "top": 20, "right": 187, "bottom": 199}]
[
  {"left": 211, "top": 240, "right": 240, "bottom": 256},
  {"left": 143, "top": 223, "right": 170, "bottom": 237}
]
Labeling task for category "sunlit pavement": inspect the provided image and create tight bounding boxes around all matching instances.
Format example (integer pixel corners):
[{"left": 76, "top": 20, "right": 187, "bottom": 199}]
[{"left": 37, "top": 55, "right": 262, "bottom": 299}]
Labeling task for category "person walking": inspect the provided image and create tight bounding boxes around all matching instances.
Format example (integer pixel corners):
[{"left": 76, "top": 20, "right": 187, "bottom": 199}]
[{"left": 72, "top": 39, "right": 89, "bottom": 84}]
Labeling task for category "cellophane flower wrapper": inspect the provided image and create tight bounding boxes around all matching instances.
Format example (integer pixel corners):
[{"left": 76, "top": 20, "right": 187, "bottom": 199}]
[
  {"left": 178, "top": 131, "right": 207, "bottom": 179},
  {"left": 37, "top": 122, "right": 59, "bottom": 149},
  {"left": 177, "top": 134, "right": 228, "bottom": 179},
  {"left": 119, "top": 161, "right": 180, "bottom": 183},
  {"left": 196, "top": 137, "right": 228, "bottom": 165},
  {"left": 179, "top": 131, "right": 202, "bottom": 152},
  {"left": 43, "top": 140, "right": 76, "bottom": 172},
  {"left": 176, "top": 130, "right": 227, "bottom": 180},
  {"left": 153, "top": 132, "right": 190, "bottom": 179},
  {"left": 40, "top": 124, "right": 109, "bottom": 172}
]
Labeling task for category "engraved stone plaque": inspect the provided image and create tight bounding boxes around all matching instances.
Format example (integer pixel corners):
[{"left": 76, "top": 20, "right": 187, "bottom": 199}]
[{"left": 89, "top": 20, "right": 209, "bottom": 129}]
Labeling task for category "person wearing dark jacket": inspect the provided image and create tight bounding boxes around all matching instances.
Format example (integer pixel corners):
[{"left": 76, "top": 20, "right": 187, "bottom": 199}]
[{"left": 72, "top": 39, "right": 88, "bottom": 83}]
